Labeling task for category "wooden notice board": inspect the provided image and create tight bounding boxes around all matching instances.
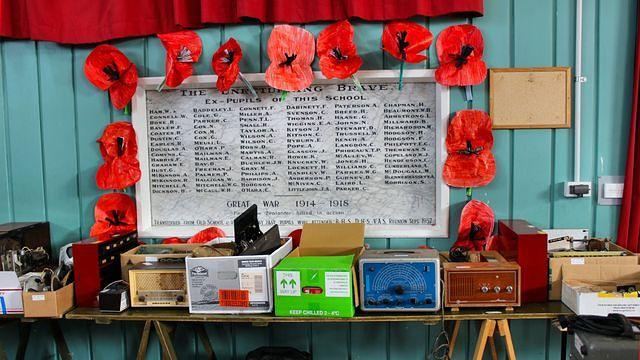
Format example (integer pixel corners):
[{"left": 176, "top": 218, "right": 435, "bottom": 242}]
[{"left": 489, "top": 67, "right": 571, "bottom": 129}]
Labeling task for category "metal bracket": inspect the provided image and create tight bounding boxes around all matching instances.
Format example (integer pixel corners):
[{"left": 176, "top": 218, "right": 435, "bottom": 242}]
[{"left": 575, "top": 76, "right": 587, "bottom": 83}]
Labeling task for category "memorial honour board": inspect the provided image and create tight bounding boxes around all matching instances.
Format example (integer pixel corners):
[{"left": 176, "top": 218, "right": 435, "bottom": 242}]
[{"left": 132, "top": 70, "right": 449, "bottom": 238}]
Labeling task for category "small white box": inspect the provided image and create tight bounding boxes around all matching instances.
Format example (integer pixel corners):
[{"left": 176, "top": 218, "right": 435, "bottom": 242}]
[
  {"left": 562, "top": 279, "right": 640, "bottom": 317},
  {"left": 186, "top": 237, "right": 292, "bottom": 314},
  {"left": 0, "top": 271, "right": 24, "bottom": 314}
]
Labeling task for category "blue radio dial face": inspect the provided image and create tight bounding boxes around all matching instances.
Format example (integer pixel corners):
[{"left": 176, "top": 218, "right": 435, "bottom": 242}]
[{"left": 362, "top": 261, "right": 438, "bottom": 309}]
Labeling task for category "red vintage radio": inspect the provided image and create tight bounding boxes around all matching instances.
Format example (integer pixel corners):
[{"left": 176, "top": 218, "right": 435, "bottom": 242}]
[
  {"left": 488, "top": 220, "right": 548, "bottom": 303},
  {"left": 73, "top": 232, "right": 139, "bottom": 307}
]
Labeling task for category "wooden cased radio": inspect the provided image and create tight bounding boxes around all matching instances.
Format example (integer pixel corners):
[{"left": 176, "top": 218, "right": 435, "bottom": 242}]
[
  {"left": 442, "top": 251, "right": 521, "bottom": 311},
  {"left": 129, "top": 262, "right": 189, "bottom": 307}
]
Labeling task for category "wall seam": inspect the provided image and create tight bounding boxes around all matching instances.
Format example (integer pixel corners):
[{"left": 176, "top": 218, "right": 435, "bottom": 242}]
[
  {"left": 591, "top": 0, "right": 601, "bottom": 235},
  {"left": 509, "top": 0, "right": 515, "bottom": 219},
  {"left": 0, "top": 41, "right": 15, "bottom": 221},
  {"left": 549, "top": 0, "right": 559, "bottom": 229},
  {"left": 34, "top": 42, "right": 49, "bottom": 220},
  {"left": 70, "top": 48, "right": 85, "bottom": 241}
]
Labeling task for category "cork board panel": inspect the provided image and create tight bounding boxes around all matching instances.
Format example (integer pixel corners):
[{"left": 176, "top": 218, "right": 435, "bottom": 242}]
[{"left": 489, "top": 67, "right": 571, "bottom": 129}]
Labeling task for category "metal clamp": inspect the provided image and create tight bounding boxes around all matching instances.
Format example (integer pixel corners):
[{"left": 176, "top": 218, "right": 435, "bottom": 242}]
[{"left": 575, "top": 76, "right": 587, "bottom": 83}]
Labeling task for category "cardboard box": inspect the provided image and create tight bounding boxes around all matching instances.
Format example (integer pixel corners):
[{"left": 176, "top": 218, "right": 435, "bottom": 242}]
[
  {"left": 0, "top": 271, "right": 23, "bottom": 314},
  {"left": 273, "top": 223, "right": 365, "bottom": 318},
  {"left": 121, "top": 242, "right": 215, "bottom": 281},
  {"left": 561, "top": 264, "right": 640, "bottom": 316},
  {"left": 22, "top": 283, "right": 74, "bottom": 318},
  {"left": 186, "top": 237, "right": 292, "bottom": 314},
  {"left": 548, "top": 243, "right": 638, "bottom": 300}
]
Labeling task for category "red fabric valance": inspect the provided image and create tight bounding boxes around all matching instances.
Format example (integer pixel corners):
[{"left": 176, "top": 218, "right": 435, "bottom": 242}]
[{"left": 0, "top": 0, "right": 483, "bottom": 45}]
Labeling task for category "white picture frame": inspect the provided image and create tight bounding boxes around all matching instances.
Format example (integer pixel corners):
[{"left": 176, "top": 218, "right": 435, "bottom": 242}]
[{"left": 132, "top": 69, "right": 450, "bottom": 238}]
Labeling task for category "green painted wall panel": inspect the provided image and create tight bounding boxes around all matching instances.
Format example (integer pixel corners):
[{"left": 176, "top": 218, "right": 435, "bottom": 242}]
[{"left": 0, "top": 0, "right": 637, "bottom": 358}]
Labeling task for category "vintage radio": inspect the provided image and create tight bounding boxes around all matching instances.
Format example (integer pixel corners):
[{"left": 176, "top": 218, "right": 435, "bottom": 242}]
[
  {"left": 73, "top": 231, "right": 138, "bottom": 307},
  {"left": 489, "top": 219, "right": 548, "bottom": 303},
  {"left": 0, "top": 222, "right": 52, "bottom": 275},
  {"left": 359, "top": 248, "right": 440, "bottom": 311},
  {"left": 442, "top": 251, "right": 520, "bottom": 310},
  {"left": 129, "top": 262, "right": 188, "bottom": 307}
]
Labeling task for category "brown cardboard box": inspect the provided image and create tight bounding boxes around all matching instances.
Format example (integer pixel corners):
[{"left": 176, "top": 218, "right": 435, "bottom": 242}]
[
  {"left": 548, "top": 243, "right": 638, "bottom": 300},
  {"left": 22, "top": 283, "right": 74, "bottom": 318},
  {"left": 286, "top": 223, "right": 365, "bottom": 307},
  {"left": 561, "top": 264, "right": 640, "bottom": 316},
  {"left": 120, "top": 243, "right": 206, "bottom": 281}
]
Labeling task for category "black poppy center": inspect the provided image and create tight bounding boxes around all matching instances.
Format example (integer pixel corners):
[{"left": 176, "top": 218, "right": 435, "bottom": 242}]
[
  {"left": 457, "top": 139, "right": 484, "bottom": 155},
  {"left": 222, "top": 50, "right": 236, "bottom": 64},
  {"left": 116, "top": 137, "right": 125, "bottom": 157},
  {"left": 469, "top": 223, "right": 483, "bottom": 241},
  {"left": 455, "top": 45, "right": 475, "bottom": 68},
  {"left": 106, "top": 210, "right": 125, "bottom": 226},
  {"left": 396, "top": 31, "right": 410, "bottom": 60},
  {"left": 103, "top": 62, "right": 120, "bottom": 81},
  {"left": 280, "top": 52, "right": 297, "bottom": 67},
  {"left": 331, "top": 48, "right": 347, "bottom": 61},
  {"left": 177, "top": 46, "right": 193, "bottom": 62}
]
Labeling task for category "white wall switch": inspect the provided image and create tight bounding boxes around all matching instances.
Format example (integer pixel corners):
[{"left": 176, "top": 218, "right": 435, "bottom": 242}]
[
  {"left": 603, "top": 183, "right": 624, "bottom": 199},
  {"left": 598, "top": 176, "right": 624, "bottom": 205}
]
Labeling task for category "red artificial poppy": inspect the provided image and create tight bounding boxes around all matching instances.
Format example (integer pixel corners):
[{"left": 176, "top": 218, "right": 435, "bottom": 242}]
[
  {"left": 212, "top": 38, "right": 243, "bottom": 92},
  {"left": 162, "top": 237, "right": 186, "bottom": 244},
  {"left": 443, "top": 110, "right": 496, "bottom": 188},
  {"left": 158, "top": 31, "right": 203, "bottom": 88},
  {"left": 382, "top": 21, "right": 433, "bottom": 63},
  {"left": 84, "top": 45, "right": 138, "bottom": 110},
  {"left": 317, "top": 20, "right": 363, "bottom": 80},
  {"left": 452, "top": 200, "right": 495, "bottom": 251},
  {"left": 265, "top": 25, "right": 315, "bottom": 92},
  {"left": 436, "top": 24, "right": 487, "bottom": 86},
  {"left": 187, "top": 227, "right": 227, "bottom": 244},
  {"left": 287, "top": 228, "right": 303, "bottom": 249},
  {"left": 89, "top": 193, "right": 136, "bottom": 237},
  {"left": 96, "top": 122, "right": 141, "bottom": 190}
]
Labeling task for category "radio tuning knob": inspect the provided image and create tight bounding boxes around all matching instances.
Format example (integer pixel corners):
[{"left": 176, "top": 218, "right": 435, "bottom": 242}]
[
  {"left": 494, "top": 286, "right": 501, "bottom": 293},
  {"left": 481, "top": 286, "right": 489, "bottom": 293},
  {"left": 506, "top": 286, "right": 513, "bottom": 293}
]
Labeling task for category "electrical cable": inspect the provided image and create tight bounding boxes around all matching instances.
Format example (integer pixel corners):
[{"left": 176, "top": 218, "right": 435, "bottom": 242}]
[{"left": 428, "top": 279, "right": 451, "bottom": 360}]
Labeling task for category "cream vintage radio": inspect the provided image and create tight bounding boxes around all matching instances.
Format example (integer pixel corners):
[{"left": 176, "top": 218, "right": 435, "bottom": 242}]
[
  {"left": 442, "top": 251, "right": 521, "bottom": 311},
  {"left": 128, "top": 262, "right": 189, "bottom": 307}
]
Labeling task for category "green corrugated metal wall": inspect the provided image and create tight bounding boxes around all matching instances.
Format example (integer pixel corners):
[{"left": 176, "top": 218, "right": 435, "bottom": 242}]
[{"left": 0, "top": 0, "right": 637, "bottom": 358}]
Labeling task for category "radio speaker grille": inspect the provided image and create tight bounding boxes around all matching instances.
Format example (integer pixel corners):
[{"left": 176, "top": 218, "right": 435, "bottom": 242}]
[
  {"left": 450, "top": 274, "right": 474, "bottom": 297},
  {"left": 134, "top": 272, "right": 185, "bottom": 291}
]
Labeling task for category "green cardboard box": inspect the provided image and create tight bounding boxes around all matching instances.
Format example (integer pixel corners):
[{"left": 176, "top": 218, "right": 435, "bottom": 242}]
[{"left": 273, "top": 223, "right": 365, "bottom": 318}]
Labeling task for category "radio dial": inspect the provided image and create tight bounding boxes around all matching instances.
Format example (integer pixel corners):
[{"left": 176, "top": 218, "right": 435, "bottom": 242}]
[
  {"left": 494, "top": 286, "right": 501, "bottom": 293},
  {"left": 481, "top": 286, "right": 489, "bottom": 293},
  {"left": 506, "top": 286, "right": 513, "bottom": 293}
]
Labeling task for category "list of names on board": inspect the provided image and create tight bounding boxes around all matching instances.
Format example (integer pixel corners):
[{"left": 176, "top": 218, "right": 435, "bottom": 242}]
[{"left": 145, "top": 81, "right": 437, "bottom": 229}]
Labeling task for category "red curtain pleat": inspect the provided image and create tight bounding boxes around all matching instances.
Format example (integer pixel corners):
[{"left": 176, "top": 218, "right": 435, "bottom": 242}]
[
  {"left": 617, "top": 4, "right": 640, "bottom": 252},
  {"left": 0, "top": 0, "right": 483, "bottom": 44}
]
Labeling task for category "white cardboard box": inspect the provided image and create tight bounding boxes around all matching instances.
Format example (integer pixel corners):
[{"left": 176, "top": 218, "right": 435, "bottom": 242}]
[
  {"left": 561, "top": 263, "right": 640, "bottom": 316},
  {"left": 0, "top": 271, "right": 23, "bottom": 314},
  {"left": 186, "top": 237, "right": 292, "bottom": 314},
  {"left": 562, "top": 279, "right": 640, "bottom": 317}
]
